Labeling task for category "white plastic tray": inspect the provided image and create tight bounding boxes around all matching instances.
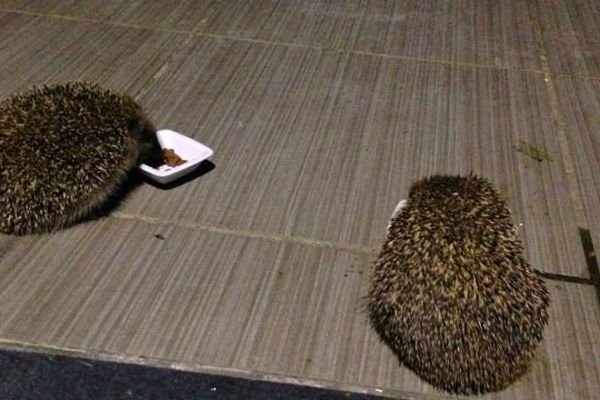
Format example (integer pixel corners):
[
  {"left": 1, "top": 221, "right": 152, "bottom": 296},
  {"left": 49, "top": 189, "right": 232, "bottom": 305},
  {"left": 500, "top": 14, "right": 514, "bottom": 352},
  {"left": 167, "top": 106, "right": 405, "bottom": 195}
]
[{"left": 139, "top": 129, "right": 213, "bottom": 184}]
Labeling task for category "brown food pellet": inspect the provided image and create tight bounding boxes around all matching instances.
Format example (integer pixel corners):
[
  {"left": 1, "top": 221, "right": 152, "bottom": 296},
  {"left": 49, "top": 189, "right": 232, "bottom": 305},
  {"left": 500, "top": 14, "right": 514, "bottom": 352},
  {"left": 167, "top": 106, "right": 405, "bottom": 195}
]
[{"left": 163, "top": 148, "right": 187, "bottom": 167}]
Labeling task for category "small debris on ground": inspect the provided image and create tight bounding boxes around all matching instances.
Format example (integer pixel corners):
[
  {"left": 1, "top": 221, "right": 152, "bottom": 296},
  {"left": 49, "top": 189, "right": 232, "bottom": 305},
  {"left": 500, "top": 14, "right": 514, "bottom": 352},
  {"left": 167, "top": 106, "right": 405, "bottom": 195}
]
[
  {"left": 154, "top": 234, "right": 165, "bottom": 240},
  {"left": 517, "top": 140, "right": 552, "bottom": 162}
]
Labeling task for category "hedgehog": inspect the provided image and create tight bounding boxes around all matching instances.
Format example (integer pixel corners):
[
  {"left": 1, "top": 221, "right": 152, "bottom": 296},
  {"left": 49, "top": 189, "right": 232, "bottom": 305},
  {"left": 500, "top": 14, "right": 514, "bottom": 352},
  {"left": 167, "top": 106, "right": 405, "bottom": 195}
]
[
  {"left": 368, "top": 174, "right": 550, "bottom": 395},
  {"left": 0, "top": 82, "right": 162, "bottom": 234}
]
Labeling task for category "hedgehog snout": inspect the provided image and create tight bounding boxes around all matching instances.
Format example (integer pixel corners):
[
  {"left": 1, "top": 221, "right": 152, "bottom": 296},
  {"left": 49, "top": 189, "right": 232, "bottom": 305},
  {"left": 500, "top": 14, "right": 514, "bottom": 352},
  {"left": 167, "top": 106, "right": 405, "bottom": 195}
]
[{"left": 131, "top": 115, "right": 162, "bottom": 167}]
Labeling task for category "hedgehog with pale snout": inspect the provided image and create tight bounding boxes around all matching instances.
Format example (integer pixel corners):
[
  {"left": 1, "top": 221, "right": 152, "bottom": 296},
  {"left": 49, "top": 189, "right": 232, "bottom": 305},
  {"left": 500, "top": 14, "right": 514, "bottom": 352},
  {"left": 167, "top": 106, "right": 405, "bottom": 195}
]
[
  {"left": 368, "top": 174, "right": 550, "bottom": 395},
  {"left": 0, "top": 82, "right": 162, "bottom": 234}
]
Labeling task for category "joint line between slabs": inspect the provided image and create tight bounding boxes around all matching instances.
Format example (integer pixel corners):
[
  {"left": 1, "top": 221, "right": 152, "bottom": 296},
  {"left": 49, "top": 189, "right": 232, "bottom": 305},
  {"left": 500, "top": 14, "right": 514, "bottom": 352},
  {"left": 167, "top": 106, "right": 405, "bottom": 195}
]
[
  {"left": 528, "top": 5, "right": 588, "bottom": 228},
  {"left": 4, "top": 7, "right": 587, "bottom": 78},
  {"left": 108, "top": 213, "right": 595, "bottom": 285},
  {"left": 5, "top": 5, "right": 600, "bottom": 81},
  {"left": 528, "top": 5, "right": 600, "bottom": 302},
  {"left": 196, "top": 32, "right": 545, "bottom": 74},
  {"left": 110, "top": 212, "right": 374, "bottom": 255}
]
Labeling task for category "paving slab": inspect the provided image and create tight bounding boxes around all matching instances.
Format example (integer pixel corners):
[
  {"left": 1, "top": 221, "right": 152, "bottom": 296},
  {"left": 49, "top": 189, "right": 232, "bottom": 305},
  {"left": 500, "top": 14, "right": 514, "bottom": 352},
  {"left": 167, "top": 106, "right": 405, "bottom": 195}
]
[
  {"left": 196, "top": 0, "right": 541, "bottom": 70},
  {"left": 102, "top": 34, "right": 589, "bottom": 276},
  {"left": 1, "top": 2, "right": 600, "bottom": 399},
  {"left": 0, "top": 218, "right": 599, "bottom": 399},
  {"left": 0, "top": 0, "right": 215, "bottom": 32},
  {"left": 533, "top": 0, "right": 600, "bottom": 77},
  {"left": 553, "top": 76, "right": 600, "bottom": 244},
  {"left": 0, "top": 218, "right": 405, "bottom": 398},
  {"left": 1, "top": 1, "right": 541, "bottom": 70},
  {"left": 0, "top": 13, "right": 186, "bottom": 98}
]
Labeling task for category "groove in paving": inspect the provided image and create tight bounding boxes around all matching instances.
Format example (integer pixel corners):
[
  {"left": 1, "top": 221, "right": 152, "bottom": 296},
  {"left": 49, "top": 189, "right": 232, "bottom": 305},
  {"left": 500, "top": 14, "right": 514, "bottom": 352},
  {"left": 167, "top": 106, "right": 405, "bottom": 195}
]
[
  {"left": 4, "top": 5, "right": 600, "bottom": 84},
  {"left": 110, "top": 211, "right": 375, "bottom": 256},
  {"left": 110, "top": 212, "right": 594, "bottom": 286},
  {"left": 5, "top": 6, "right": 600, "bottom": 84},
  {"left": 0, "top": 7, "right": 549, "bottom": 77},
  {"left": 527, "top": 3, "right": 589, "bottom": 229}
]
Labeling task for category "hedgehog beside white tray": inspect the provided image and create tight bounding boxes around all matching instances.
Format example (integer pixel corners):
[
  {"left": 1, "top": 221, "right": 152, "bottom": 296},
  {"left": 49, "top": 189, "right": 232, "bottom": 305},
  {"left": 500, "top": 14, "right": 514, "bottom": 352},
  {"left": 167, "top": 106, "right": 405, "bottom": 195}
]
[{"left": 139, "top": 129, "right": 214, "bottom": 184}]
